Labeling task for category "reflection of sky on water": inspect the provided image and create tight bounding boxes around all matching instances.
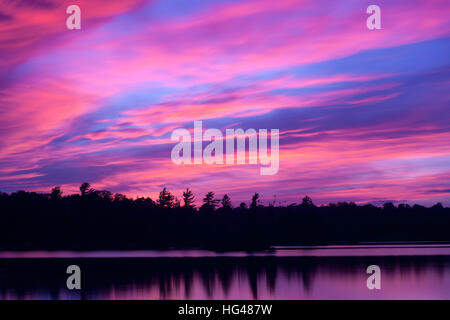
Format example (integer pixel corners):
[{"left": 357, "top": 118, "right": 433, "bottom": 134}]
[{"left": 0, "top": 250, "right": 449, "bottom": 299}]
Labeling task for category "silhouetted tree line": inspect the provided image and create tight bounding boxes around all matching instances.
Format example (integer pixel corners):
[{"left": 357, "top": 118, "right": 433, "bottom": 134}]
[{"left": 0, "top": 183, "right": 449, "bottom": 251}]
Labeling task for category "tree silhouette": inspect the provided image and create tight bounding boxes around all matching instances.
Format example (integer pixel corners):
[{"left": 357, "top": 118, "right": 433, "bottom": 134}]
[
  {"left": 174, "top": 197, "right": 181, "bottom": 208},
  {"left": 96, "top": 190, "right": 113, "bottom": 200},
  {"left": 80, "top": 182, "right": 92, "bottom": 196},
  {"left": 114, "top": 193, "right": 127, "bottom": 202},
  {"left": 432, "top": 202, "right": 444, "bottom": 209},
  {"left": 250, "top": 192, "right": 260, "bottom": 210},
  {"left": 158, "top": 188, "right": 175, "bottom": 208},
  {"left": 300, "top": 195, "right": 314, "bottom": 208},
  {"left": 201, "top": 191, "right": 220, "bottom": 211},
  {"left": 182, "top": 188, "right": 195, "bottom": 208},
  {"left": 0, "top": 184, "right": 448, "bottom": 251},
  {"left": 221, "top": 194, "right": 232, "bottom": 210},
  {"left": 50, "top": 186, "right": 62, "bottom": 200}
]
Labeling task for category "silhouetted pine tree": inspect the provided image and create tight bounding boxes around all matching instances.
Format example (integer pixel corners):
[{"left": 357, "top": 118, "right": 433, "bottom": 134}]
[
  {"left": 158, "top": 188, "right": 175, "bottom": 208},
  {"left": 182, "top": 188, "right": 195, "bottom": 208},
  {"left": 300, "top": 195, "right": 314, "bottom": 208},
  {"left": 221, "top": 194, "right": 232, "bottom": 210},
  {"left": 201, "top": 191, "right": 220, "bottom": 211}
]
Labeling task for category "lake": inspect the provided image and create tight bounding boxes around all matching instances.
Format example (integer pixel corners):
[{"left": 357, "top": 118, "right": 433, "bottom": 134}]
[{"left": 0, "top": 245, "right": 449, "bottom": 299}]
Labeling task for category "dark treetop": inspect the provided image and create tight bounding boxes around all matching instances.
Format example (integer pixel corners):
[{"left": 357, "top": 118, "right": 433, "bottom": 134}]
[{"left": 0, "top": 184, "right": 449, "bottom": 251}]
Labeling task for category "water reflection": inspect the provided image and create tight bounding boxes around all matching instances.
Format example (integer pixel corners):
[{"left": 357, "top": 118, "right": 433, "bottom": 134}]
[{"left": 0, "top": 254, "right": 449, "bottom": 299}]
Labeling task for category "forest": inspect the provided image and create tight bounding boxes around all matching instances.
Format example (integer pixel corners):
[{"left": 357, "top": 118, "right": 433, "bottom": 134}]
[{"left": 0, "top": 183, "right": 449, "bottom": 251}]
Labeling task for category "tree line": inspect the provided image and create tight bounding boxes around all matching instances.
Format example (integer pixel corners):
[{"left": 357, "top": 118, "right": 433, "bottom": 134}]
[{"left": 0, "top": 183, "right": 449, "bottom": 251}]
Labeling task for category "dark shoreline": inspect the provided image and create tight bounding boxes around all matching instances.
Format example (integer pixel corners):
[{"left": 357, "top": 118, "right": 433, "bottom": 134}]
[
  {"left": 2, "top": 189, "right": 449, "bottom": 252},
  {"left": 2, "top": 242, "right": 450, "bottom": 257}
]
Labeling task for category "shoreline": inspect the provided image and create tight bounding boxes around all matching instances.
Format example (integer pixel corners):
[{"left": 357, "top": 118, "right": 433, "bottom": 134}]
[{"left": 1, "top": 243, "right": 450, "bottom": 259}]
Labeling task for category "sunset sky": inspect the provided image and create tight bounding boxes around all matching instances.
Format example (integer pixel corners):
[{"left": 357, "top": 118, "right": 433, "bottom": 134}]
[{"left": 0, "top": 0, "right": 449, "bottom": 206}]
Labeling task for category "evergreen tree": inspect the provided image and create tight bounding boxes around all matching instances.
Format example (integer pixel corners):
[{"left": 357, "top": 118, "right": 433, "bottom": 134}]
[
  {"left": 182, "top": 188, "right": 195, "bottom": 208},
  {"left": 300, "top": 195, "right": 314, "bottom": 208},
  {"left": 221, "top": 194, "right": 232, "bottom": 210},
  {"left": 201, "top": 191, "right": 220, "bottom": 211},
  {"left": 158, "top": 187, "right": 175, "bottom": 208}
]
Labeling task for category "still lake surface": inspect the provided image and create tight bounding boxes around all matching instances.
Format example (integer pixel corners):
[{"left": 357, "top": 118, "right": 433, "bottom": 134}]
[{"left": 0, "top": 245, "right": 449, "bottom": 299}]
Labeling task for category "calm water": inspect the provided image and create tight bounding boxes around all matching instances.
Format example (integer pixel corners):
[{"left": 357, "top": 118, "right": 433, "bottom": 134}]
[{"left": 0, "top": 245, "right": 449, "bottom": 299}]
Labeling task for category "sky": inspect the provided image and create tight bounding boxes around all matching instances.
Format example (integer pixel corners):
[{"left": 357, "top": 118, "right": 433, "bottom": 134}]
[{"left": 0, "top": 0, "right": 449, "bottom": 206}]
